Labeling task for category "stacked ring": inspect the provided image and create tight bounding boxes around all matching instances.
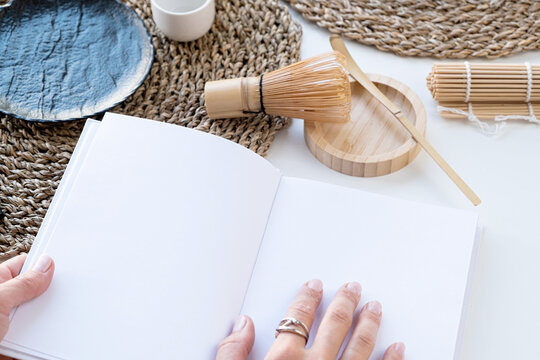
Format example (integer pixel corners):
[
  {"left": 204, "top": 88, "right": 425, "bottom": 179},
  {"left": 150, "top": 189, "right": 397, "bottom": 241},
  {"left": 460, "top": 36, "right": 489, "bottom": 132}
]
[{"left": 275, "top": 317, "right": 310, "bottom": 344}]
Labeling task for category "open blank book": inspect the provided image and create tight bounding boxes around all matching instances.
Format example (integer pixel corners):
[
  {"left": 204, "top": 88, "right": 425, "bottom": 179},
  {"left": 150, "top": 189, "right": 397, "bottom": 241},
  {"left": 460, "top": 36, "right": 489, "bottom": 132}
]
[{"left": 0, "top": 113, "right": 480, "bottom": 360}]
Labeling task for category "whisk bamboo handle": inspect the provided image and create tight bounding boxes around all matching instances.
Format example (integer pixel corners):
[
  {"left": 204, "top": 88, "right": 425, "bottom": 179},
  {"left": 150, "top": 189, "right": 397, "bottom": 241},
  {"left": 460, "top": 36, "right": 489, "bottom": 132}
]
[{"left": 205, "top": 77, "right": 261, "bottom": 119}]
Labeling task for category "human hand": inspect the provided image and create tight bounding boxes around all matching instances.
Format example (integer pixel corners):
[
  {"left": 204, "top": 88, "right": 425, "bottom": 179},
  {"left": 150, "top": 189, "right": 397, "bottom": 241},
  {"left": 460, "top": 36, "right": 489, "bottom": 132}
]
[
  {"left": 0, "top": 254, "right": 55, "bottom": 341},
  {"left": 216, "top": 279, "right": 404, "bottom": 360}
]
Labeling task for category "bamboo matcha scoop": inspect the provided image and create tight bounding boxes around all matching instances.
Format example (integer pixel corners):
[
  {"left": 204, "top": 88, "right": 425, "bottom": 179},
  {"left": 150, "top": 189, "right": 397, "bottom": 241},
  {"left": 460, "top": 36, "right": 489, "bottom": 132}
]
[{"left": 330, "top": 35, "right": 481, "bottom": 206}]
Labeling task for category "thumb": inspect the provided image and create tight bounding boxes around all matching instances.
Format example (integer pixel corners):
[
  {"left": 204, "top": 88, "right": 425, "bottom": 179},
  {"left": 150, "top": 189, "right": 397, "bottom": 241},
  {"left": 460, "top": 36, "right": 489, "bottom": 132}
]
[
  {"left": 216, "top": 315, "right": 255, "bottom": 360},
  {"left": 0, "top": 254, "right": 55, "bottom": 315}
]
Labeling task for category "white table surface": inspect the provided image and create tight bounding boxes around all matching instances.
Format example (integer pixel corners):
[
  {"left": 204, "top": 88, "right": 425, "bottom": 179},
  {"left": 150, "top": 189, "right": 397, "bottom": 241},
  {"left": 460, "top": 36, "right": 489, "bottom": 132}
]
[{"left": 267, "top": 7, "right": 540, "bottom": 360}]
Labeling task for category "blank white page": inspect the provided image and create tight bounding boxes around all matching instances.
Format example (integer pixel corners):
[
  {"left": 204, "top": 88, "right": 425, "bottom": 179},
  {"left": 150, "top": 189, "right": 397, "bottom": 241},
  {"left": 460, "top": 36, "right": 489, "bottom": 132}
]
[
  {"left": 242, "top": 177, "right": 479, "bottom": 360},
  {"left": 3, "top": 113, "right": 281, "bottom": 359}
]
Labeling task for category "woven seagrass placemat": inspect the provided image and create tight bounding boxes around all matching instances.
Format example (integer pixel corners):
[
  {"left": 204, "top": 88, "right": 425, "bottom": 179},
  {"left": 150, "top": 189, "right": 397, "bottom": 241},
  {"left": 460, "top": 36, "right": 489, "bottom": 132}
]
[
  {"left": 287, "top": 0, "right": 540, "bottom": 59},
  {"left": 0, "top": 0, "right": 301, "bottom": 259}
]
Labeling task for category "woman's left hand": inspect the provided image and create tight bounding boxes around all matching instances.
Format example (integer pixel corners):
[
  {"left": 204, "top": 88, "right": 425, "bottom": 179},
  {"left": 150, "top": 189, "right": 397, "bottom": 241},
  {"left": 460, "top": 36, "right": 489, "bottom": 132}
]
[{"left": 0, "top": 254, "right": 55, "bottom": 341}]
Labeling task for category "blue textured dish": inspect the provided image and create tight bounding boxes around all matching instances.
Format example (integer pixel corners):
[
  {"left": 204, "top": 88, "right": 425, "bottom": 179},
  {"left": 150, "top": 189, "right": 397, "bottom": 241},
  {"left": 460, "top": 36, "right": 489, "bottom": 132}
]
[{"left": 0, "top": 0, "right": 154, "bottom": 122}]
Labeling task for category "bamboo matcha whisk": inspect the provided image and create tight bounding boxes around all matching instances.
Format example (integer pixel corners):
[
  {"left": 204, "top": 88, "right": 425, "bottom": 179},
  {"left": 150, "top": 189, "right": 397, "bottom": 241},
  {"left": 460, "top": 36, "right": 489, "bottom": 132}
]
[{"left": 204, "top": 52, "right": 351, "bottom": 123}]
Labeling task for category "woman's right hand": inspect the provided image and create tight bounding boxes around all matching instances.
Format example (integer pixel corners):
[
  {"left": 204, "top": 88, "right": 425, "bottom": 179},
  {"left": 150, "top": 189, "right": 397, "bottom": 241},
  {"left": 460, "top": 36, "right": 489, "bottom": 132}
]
[{"left": 217, "top": 279, "right": 404, "bottom": 359}]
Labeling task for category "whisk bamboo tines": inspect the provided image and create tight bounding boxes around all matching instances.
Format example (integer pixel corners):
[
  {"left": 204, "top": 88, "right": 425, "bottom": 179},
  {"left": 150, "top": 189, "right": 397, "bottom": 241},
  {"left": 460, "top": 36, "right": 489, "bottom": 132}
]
[{"left": 204, "top": 52, "right": 351, "bottom": 123}]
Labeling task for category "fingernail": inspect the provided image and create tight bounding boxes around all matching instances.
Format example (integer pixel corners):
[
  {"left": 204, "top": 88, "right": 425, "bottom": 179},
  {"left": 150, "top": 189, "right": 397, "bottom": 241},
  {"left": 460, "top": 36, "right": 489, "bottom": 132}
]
[
  {"left": 32, "top": 254, "right": 52, "bottom": 273},
  {"left": 346, "top": 282, "right": 362, "bottom": 297},
  {"left": 393, "top": 342, "right": 406, "bottom": 355},
  {"left": 232, "top": 315, "right": 247, "bottom": 332},
  {"left": 307, "top": 279, "right": 323, "bottom": 292},
  {"left": 366, "top": 301, "right": 382, "bottom": 315}
]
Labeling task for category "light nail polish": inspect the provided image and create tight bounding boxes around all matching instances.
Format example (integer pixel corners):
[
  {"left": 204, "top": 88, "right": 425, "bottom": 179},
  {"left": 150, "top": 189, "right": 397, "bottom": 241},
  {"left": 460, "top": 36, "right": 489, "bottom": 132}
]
[
  {"left": 366, "top": 301, "right": 382, "bottom": 315},
  {"left": 32, "top": 254, "right": 52, "bottom": 273},
  {"left": 393, "top": 342, "right": 406, "bottom": 355},
  {"left": 346, "top": 282, "right": 362, "bottom": 297},
  {"left": 307, "top": 279, "right": 323, "bottom": 292},
  {"left": 233, "top": 315, "right": 246, "bottom": 332}
]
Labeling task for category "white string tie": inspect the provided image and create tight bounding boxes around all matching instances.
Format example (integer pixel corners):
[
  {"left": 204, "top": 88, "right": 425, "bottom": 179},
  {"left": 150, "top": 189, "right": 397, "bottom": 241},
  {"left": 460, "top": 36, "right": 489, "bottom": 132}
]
[
  {"left": 491, "top": 64, "right": 539, "bottom": 125},
  {"left": 464, "top": 61, "right": 471, "bottom": 103},
  {"left": 528, "top": 103, "right": 540, "bottom": 124},
  {"left": 438, "top": 103, "right": 505, "bottom": 136},
  {"left": 525, "top": 62, "right": 532, "bottom": 103}
]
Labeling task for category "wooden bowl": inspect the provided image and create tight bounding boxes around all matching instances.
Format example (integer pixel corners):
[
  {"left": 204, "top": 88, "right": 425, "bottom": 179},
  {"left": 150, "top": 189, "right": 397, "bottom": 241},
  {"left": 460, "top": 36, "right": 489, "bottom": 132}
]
[{"left": 304, "top": 74, "right": 426, "bottom": 177}]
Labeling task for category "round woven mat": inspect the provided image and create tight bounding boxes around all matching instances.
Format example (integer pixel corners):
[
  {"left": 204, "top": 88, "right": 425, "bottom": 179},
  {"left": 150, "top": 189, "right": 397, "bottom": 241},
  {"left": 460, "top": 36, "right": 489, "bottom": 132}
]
[
  {"left": 0, "top": 0, "right": 301, "bottom": 259},
  {"left": 287, "top": 0, "right": 540, "bottom": 59}
]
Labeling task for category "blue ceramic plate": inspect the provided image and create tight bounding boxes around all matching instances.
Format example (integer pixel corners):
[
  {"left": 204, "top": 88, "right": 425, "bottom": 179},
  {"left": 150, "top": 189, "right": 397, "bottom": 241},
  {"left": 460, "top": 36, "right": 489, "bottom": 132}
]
[{"left": 0, "top": 0, "right": 153, "bottom": 122}]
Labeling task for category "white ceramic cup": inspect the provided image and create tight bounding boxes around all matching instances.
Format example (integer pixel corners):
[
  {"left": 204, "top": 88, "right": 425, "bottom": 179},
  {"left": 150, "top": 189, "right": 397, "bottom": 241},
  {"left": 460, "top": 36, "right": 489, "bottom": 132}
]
[{"left": 151, "top": 0, "right": 215, "bottom": 42}]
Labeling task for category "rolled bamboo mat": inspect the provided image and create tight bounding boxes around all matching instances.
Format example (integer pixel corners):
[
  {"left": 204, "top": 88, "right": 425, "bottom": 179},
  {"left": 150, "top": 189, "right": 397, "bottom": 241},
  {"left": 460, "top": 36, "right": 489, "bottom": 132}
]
[
  {"left": 427, "top": 62, "right": 540, "bottom": 133},
  {"left": 428, "top": 63, "right": 540, "bottom": 102}
]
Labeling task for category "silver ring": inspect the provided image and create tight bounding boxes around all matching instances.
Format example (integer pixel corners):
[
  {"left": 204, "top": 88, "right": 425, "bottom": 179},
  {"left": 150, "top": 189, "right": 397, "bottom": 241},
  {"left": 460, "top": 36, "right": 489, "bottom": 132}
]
[{"left": 275, "top": 317, "right": 309, "bottom": 344}]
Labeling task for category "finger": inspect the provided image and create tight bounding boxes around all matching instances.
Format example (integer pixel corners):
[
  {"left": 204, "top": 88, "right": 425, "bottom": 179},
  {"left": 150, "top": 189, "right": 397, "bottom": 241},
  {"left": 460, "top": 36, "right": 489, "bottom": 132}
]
[
  {"left": 272, "top": 279, "right": 323, "bottom": 349},
  {"left": 0, "top": 254, "right": 27, "bottom": 283},
  {"left": 216, "top": 315, "right": 255, "bottom": 360},
  {"left": 310, "top": 282, "right": 362, "bottom": 359},
  {"left": 382, "top": 342, "right": 406, "bottom": 360},
  {"left": 0, "top": 254, "right": 55, "bottom": 316},
  {"left": 340, "top": 301, "right": 382, "bottom": 360}
]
